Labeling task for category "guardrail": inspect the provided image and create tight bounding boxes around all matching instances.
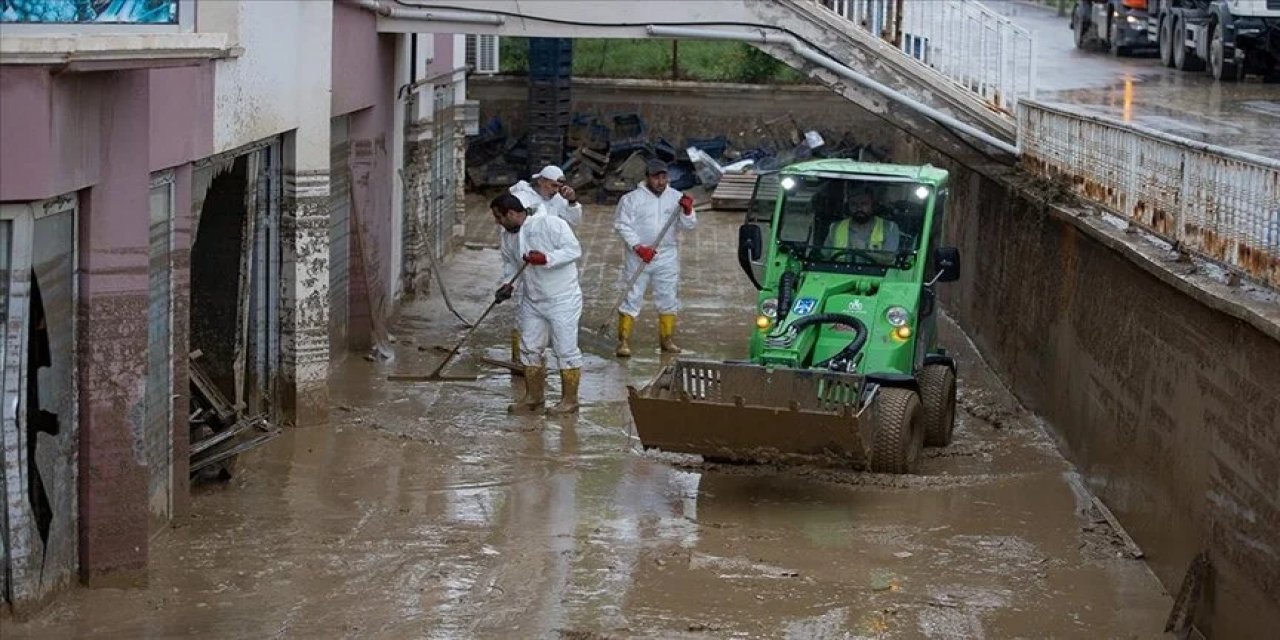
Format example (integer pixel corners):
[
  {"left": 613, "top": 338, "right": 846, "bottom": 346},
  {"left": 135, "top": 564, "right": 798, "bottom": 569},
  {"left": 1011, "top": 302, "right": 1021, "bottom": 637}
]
[
  {"left": 1018, "top": 100, "right": 1280, "bottom": 288},
  {"left": 812, "top": 0, "right": 1035, "bottom": 114}
]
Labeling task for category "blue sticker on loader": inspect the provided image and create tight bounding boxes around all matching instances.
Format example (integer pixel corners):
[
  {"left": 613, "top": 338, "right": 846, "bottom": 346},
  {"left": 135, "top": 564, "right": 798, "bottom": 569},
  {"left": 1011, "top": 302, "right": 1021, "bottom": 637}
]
[{"left": 792, "top": 297, "right": 817, "bottom": 316}]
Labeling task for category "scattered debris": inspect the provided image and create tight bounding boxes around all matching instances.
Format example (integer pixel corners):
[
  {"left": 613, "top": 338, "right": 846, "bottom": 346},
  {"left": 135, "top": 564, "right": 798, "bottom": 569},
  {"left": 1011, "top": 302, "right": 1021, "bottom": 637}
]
[
  {"left": 188, "top": 351, "right": 281, "bottom": 481},
  {"left": 893, "top": 551, "right": 914, "bottom": 559},
  {"left": 466, "top": 113, "right": 884, "bottom": 205}
]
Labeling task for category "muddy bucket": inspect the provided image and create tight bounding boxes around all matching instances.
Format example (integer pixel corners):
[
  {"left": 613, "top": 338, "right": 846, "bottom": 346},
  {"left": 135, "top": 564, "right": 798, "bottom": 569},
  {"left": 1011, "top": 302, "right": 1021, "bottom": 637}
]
[{"left": 627, "top": 359, "right": 876, "bottom": 467}]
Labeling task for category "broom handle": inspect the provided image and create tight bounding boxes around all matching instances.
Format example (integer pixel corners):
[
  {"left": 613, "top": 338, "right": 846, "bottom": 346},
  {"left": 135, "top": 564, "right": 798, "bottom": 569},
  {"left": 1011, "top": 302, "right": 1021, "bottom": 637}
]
[
  {"left": 430, "top": 261, "right": 529, "bottom": 377},
  {"left": 601, "top": 204, "right": 686, "bottom": 324}
]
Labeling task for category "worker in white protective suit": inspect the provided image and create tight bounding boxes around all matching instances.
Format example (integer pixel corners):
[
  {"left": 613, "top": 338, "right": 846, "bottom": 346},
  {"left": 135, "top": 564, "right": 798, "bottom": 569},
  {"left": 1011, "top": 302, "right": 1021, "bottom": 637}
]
[
  {"left": 505, "top": 165, "right": 583, "bottom": 362},
  {"left": 490, "top": 193, "right": 584, "bottom": 415},
  {"left": 612, "top": 159, "right": 697, "bottom": 357}
]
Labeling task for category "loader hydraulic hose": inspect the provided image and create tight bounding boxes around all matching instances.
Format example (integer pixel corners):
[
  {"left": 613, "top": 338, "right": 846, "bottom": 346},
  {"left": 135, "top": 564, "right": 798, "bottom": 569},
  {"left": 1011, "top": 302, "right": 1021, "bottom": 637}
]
[
  {"left": 784, "top": 312, "right": 869, "bottom": 371},
  {"left": 776, "top": 272, "right": 798, "bottom": 325}
]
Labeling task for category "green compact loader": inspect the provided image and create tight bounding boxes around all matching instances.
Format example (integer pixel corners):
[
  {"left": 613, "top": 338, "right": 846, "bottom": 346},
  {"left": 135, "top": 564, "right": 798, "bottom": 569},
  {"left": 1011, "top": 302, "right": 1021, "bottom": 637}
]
[{"left": 627, "top": 160, "right": 962, "bottom": 473}]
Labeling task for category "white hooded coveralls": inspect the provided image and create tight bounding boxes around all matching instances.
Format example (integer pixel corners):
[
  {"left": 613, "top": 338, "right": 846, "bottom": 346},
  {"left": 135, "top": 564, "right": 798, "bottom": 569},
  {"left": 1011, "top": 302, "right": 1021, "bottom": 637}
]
[
  {"left": 499, "top": 213, "right": 584, "bottom": 369},
  {"left": 613, "top": 183, "right": 697, "bottom": 317}
]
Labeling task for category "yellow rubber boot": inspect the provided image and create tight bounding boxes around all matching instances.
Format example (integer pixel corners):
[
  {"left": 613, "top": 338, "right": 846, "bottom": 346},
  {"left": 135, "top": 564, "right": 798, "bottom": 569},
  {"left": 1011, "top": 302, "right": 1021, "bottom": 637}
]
[
  {"left": 507, "top": 366, "right": 546, "bottom": 414},
  {"left": 615, "top": 313, "right": 634, "bottom": 358},
  {"left": 546, "top": 368, "right": 581, "bottom": 415},
  {"left": 510, "top": 329, "right": 521, "bottom": 363},
  {"left": 659, "top": 313, "right": 682, "bottom": 354}
]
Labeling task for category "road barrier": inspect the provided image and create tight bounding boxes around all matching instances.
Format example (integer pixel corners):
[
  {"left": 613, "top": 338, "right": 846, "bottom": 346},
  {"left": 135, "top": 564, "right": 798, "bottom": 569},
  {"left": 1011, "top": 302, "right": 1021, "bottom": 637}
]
[
  {"left": 1018, "top": 100, "right": 1280, "bottom": 288},
  {"left": 812, "top": 0, "right": 1035, "bottom": 114}
]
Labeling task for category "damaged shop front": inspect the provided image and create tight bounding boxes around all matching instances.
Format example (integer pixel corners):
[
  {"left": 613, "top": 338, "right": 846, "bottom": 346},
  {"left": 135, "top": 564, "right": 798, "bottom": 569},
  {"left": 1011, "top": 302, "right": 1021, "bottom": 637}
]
[{"left": 187, "top": 143, "right": 287, "bottom": 480}]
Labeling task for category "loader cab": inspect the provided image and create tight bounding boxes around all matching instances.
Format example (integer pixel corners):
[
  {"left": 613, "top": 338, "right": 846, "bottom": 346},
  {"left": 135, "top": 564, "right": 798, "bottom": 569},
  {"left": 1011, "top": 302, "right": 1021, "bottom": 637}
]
[{"left": 758, "top": 172, "right": 934, "bottom": 279}]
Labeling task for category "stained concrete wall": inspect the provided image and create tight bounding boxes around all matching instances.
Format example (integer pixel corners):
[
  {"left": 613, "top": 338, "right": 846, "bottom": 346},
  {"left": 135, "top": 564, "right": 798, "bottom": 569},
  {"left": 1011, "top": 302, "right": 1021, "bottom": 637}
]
[
  {"left": 903, "top": 138, "right": 1280, "bottom": 638},
  {"left": 469, "top": 76, "right": 897, "bottom": 156}
]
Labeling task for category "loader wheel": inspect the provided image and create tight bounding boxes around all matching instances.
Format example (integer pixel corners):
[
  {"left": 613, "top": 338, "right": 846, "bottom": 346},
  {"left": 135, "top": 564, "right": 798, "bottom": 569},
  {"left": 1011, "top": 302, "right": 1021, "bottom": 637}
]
[
  {"left": 919, "top": 364, "right": 957, "bottom": 448},
  {"left": 869, "top": 387, "right": 925, "bottom": 474}
]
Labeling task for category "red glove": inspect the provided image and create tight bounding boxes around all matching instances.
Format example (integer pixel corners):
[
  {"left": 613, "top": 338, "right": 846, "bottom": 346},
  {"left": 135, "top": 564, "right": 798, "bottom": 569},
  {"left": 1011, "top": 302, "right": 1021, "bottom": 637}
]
[
  {"left": 634, "top": 245, "right": 657, "bottom": 263},
  {"left": 523, "top": 250, "right": 548, "bottom": 266},
  {"left": 679, "top": 194, "right": 694, "bottom": 216}
]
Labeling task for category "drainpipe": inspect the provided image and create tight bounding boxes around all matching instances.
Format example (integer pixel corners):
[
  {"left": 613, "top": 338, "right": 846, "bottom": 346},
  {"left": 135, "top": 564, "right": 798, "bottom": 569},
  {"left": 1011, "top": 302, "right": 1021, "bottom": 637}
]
[
  {"left": 645, "top": 25, "right": 1019, "bottom": 158},
  {"left": 349, "top": 0, "right": 506, "bottom": 26}
]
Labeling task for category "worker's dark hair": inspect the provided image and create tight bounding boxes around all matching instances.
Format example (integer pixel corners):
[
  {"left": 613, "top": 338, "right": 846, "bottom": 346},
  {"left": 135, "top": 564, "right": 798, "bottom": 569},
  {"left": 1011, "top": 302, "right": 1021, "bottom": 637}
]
[{"left": 490, "top": 193, "right": 525, "bottom": 214}]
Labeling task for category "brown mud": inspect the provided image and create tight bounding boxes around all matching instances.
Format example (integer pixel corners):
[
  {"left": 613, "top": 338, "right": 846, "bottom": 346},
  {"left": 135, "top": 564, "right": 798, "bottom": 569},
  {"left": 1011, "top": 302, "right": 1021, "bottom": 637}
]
[{"left": 5, "top": 197, "right": 1171, "bottom": 638}]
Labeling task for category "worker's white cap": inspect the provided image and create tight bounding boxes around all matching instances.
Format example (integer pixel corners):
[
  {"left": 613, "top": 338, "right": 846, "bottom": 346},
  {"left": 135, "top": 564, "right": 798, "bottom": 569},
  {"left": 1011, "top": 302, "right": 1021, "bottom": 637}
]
[{"left": 531, "top": 165, "right": 565, "bottom": 182}]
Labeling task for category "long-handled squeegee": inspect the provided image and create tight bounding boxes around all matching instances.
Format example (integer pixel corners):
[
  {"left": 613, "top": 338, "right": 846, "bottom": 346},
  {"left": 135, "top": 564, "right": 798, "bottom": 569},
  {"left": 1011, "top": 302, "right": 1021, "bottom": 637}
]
[{"left": 388, "top": 262, "right": 528, "bottom": 383}]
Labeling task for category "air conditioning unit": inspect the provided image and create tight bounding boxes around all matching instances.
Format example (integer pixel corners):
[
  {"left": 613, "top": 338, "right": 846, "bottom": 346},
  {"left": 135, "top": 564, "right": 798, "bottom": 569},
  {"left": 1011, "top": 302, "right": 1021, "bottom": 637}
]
[{"left": 465, "top": 34, "right": 500, "bottom": 74}]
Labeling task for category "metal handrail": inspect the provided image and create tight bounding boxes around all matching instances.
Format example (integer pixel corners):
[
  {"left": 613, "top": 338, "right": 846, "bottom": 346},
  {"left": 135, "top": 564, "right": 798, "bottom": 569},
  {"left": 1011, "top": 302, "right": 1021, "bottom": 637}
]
[
  {"left": 1018, "top": 100, "right": 1280, "bottom": 288},
  {"left": 809, "top": 0, "right": 1035, "bottom": 114}
]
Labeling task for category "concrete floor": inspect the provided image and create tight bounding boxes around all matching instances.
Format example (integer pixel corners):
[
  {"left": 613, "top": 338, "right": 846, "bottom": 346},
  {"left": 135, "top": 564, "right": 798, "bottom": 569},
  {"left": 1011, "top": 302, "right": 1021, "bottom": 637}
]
[
  {"left": 6, "top": 195, "right": 1173, "bottom": 639},
  {"left": 999, "top": 1, "right": 1280, "bottom": 160}
]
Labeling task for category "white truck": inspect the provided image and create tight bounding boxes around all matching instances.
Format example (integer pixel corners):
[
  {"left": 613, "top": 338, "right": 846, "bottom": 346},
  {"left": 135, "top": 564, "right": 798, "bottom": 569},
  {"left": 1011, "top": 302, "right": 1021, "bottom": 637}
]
[{"left": 1072, "top": 0, "right": 1280, "bottom": 80}]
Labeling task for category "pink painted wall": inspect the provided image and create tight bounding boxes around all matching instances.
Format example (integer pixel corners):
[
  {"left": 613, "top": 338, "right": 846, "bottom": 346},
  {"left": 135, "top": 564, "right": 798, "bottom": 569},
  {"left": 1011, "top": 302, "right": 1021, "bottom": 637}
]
[
  {"left": 331, "top": 0, "right": 381, "bottom": 118},
  {"left": 428, "top": 33, "right": 455, "bottom": 76},
  {"left": 0, "top": 67, "right": 56, "bottom": 201},
  {"left": 0, "top": 64, "right": 213, "bottom": 202},
  {"left": 149, "top": 64, "right": 215, "bottom": 171},
  {"left": 343, "top": 31, "right": 396, "bottom": 345},
  {"left": 77, "top": 70, "right": 152, "bottom": 584}
]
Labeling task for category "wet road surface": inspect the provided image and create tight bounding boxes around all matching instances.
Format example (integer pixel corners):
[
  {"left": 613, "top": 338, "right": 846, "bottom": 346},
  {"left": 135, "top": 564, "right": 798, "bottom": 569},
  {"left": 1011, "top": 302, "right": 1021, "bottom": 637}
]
[
  {"left": 998, "top": 1, "right": 1280, "bottom": 159},
  {"left": 6, "top": 195, "right": 1172, "bottom": 638}
]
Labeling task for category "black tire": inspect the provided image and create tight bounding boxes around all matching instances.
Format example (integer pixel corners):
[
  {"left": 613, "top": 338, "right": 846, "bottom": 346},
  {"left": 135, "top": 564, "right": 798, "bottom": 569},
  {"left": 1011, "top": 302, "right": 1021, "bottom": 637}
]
[
  {"left": 1173, "top": 16, "right": 1205, "bottom": 71},
  {"left": 869, "top": 387, "right": 925, "bottom": 474},
  {"left": 1108, "top": 11, "right": 1130, "bottom": 57},
  {"left": 1073, "top": 10, "right": 1090, "bottom": 50},
  {"left": 919, "top": 364, "right": 957, "bottom": 448},
  {"left": 1159, "top": 15, "right": 1176, "bottom": 67},
  {"left": 1209, "top": 21, "right": 1243, "bottom": 81}
]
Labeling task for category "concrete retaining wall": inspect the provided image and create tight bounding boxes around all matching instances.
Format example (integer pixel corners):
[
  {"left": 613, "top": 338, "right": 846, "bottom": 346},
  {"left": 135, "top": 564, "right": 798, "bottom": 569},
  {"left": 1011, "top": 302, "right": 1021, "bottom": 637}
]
[
  {"left": 914, "top": 141, "right": 1280, "bottom": 638},
  {"left": 469, "top": 76, "right": 897, "bottom": 155}
]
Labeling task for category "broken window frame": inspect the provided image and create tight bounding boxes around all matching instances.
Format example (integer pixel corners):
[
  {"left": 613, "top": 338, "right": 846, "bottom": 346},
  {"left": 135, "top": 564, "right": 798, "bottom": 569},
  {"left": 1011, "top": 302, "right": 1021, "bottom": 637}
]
[{"left": 0, "top": 195, "right": 79, "bottom": 610}]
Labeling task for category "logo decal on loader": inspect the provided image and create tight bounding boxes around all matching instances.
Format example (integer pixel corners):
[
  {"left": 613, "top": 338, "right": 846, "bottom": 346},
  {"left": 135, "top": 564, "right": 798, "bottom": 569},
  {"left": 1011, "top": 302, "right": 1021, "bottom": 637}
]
[
  {"left": 793, "top": 298, "right": 817, "bottom": 316},
  {"left": 846, "top": 300, "right": 864, "bottom": 312}
]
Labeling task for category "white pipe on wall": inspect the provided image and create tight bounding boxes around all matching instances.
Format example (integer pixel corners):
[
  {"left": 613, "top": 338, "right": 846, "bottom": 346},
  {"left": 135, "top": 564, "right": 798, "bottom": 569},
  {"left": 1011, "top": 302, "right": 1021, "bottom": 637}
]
[{"left": 646, "top": 25, "right": 1018, "bottom": 158}]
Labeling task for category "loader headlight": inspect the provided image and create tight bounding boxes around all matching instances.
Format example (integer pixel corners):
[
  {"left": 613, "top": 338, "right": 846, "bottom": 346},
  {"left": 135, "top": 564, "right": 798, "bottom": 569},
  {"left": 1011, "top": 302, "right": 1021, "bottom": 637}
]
[
  {"left": 760, "top": 297, "right": 778, "bottom": 318},
  {"left": 915, "top": 186, "right": 930, "bottom": 200},
  {"left": 781, "top": 177, "right": 797, "bottom": 190},
  {"left": 1126, "top": 15, "right": 1139, "bottom": 25},
  {"left": 885, "top": 306, "right": 910, "bottom": 327},
  {"left": 756, "top": 315, "right": 772, "bottom": 330},
  {"left": 893, "top": 325, "right": 913, "bottom": 341}
]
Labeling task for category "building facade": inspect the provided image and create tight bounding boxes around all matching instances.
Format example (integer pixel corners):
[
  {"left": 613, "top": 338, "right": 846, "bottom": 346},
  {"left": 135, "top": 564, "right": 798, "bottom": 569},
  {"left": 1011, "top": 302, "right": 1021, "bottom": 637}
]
[{"left": 0, "top": 0, "right": 470, "bottom": 614}]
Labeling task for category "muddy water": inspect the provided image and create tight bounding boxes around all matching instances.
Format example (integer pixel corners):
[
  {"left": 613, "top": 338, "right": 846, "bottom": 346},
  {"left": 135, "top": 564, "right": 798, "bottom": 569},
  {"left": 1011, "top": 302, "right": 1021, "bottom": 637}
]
[
  {"left": 5, "top": 197, "right": 1171, "bottom": 638},
  {"left": 999, "top": 1, "right": 1280, "bottom": 160}
]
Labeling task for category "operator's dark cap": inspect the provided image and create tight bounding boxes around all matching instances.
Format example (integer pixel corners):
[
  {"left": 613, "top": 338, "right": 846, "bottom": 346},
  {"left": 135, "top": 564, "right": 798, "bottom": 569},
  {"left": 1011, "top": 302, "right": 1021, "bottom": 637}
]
[{"left": 645, "top": 159, "right": 668, "bottom": 175}]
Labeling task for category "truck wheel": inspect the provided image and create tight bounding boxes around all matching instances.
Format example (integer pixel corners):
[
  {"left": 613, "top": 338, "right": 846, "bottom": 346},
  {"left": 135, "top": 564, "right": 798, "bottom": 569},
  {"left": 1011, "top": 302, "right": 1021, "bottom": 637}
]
[
  {"left": 1108, "top": 12, "right": 1129, "bottom": 57},
  {"left": 869, "top": 387, "right": 924, "bottom": 474},
  {"left": 919, "top": 364, "right": 957, "bottom": 447},
  {"left": 1072, "top": 11, "right": 1090, "bottom": 50},
  {"left": 1173, "top": 15, "right": 1205, "bottom": 71},
  {"left": 1159, "top": 15, "right": 1176, "bottom": 67},
  {"left": 1209, "top": 22, "right": 1243, "bottom": 81}
]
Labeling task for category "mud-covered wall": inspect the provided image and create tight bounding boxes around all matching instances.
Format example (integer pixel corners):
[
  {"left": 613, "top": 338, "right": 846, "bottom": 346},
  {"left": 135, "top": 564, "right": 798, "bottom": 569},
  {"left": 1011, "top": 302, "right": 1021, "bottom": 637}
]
[
  {"left": 912, "top": 140, "right": 1280, "bottom": 637},
  {"left": 469, "top": 76, "right": 896, "bottom": 153}
]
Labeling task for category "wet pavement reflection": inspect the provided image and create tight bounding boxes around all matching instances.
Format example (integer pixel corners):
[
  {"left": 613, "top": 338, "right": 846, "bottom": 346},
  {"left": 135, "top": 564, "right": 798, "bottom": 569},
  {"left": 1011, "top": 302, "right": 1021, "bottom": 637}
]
[
  {"left": 998, "top": 1, "right": 1280, "bottom": 159},
  {"left": 6, "top": 196, "right": 1172, "bottom": 638}
]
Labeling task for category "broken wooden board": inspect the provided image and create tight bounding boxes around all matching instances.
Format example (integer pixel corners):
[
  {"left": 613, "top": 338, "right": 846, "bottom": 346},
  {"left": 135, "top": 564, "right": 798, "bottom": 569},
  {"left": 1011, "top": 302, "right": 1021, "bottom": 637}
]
[{"left": 711, "top": 173, "right": 760, "bottom": 211}]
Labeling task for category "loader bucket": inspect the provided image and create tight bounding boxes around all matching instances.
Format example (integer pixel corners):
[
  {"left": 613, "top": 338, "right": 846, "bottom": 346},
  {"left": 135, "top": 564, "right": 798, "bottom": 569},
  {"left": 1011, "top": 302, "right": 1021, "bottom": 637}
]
[{"left": 627, "top": 359, "right": 875, "bottom": 467}]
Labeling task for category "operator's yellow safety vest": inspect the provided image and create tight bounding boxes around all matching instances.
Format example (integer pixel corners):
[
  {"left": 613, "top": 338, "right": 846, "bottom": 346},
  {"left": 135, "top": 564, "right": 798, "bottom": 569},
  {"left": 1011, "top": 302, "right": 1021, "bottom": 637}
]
[{"left": 833, "top": 217, "right": 886, "bottom": 250}]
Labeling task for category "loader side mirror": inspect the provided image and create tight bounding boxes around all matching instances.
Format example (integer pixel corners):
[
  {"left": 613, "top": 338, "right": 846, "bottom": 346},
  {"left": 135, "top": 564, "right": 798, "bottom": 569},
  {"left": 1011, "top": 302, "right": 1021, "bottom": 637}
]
[
  {"left": 739, "top": 223, "right": 763, "bottom": 262},
  {"left": 934, "top": 246, "right": 960, "bottom": 283},
  {"left": 738, "top": 223, "right": 765, "bottom": 291}
]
